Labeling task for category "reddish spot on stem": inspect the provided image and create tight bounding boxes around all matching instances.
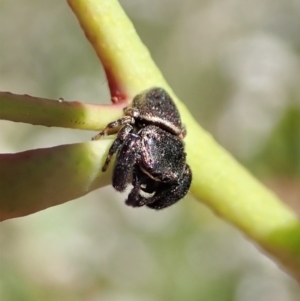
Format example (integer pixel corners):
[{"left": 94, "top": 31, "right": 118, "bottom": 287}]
[{"left": 105, "top": 68, "right": 128, "bottom": 105}]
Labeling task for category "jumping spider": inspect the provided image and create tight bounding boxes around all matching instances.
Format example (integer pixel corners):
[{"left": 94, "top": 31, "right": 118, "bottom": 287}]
[{"left": 92, "top": 87, "right": 192, "bottom": 209}]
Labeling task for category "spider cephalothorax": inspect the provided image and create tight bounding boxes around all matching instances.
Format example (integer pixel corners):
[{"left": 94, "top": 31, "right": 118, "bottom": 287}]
[{"left": 92, "top": 87, "right": 192, "bottom": 209}]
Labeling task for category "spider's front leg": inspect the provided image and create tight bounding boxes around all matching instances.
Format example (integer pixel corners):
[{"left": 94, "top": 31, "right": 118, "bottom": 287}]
[
  {"left": 101, "top": 124, "right": 133, "bottom": 172},
  {"left": 92, "top": 116, "right": 135, "bottom": 141},
  {"left": 112, "top": 133, "right": 141, "bottom": 192}
]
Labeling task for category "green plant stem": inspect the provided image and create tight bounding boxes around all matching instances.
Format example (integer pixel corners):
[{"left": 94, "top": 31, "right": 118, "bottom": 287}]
[
  {"left": 0, "top": 92, "right": 122, "bottom": 130},
  {"left": 0, "top": 140, "right": 112, "bottom": 221},
  {"left": 67, "top": 0, "right": 300, "bottom": 281}
]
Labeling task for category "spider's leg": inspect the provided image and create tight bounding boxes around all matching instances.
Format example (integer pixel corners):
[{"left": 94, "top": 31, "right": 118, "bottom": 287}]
[
  {"left": 125, "top": 168, "right": 144, "bottom": 207},
  {"left": 92, "top": 116, "right": 134, "bottom": 140},
  {"left": 102, "top": 124, "right": 133, "bottom": 172},
  {"left": 146, "top": 164, "right": 192, "bottom": 210},
  {"left": 112, "top": 133, "right": 141, "bottom": 192},
  {"left": 123, "top": 107, "right": 139, "bottom": 118}
]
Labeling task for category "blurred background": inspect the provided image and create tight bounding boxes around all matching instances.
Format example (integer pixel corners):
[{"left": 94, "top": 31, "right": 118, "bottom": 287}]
[{"left": 0, "top": 0, "right": 299, "bottom": 300}]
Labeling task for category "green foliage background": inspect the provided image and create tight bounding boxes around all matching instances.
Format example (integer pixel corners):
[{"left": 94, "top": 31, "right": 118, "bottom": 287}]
[{"left": 0, "top": 0, "right": 299, "bottom": 300}]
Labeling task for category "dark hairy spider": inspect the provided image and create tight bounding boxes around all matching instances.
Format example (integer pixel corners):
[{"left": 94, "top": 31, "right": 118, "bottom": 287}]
[{"left": 92, "top": 87, "right": 192, "bottom": 210}]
